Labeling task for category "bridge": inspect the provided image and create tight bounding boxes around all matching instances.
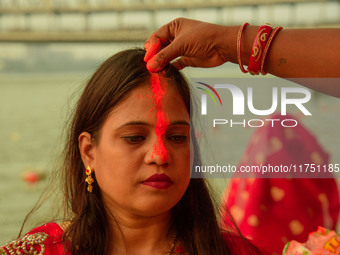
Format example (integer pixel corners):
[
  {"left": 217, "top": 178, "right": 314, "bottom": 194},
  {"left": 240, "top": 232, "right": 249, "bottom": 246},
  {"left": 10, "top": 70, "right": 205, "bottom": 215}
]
[{"left": 0, "top": 0, "right": 339, "bottom": 42}]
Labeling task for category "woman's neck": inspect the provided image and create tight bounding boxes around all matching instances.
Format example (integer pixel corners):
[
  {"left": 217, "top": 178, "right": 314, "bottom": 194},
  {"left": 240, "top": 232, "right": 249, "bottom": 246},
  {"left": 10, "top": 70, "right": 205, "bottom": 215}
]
[{"left": 106, "top": 210, "right": 175, "bottom": 255}]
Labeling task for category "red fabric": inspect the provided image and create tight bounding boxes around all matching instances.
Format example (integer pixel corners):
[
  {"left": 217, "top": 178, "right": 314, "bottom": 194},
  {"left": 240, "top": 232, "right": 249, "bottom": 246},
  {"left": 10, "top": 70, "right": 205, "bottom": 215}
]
[
  {"left": 0, "top": 223, "right": 261, "bottom": 254},
  {"left": 222, "top": 114, "right": 339, "bottom": 255},
  {"left": 1, "top": 223, "right": 70, "bottom": 255}
]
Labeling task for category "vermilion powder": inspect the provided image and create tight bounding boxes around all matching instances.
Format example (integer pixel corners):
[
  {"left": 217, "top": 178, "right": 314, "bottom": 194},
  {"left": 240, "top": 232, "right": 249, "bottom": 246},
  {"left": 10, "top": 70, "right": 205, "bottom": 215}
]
[
  {"left": 150, "top": 73, "right": 169, "bottom": 162},
  {"left": 145, "top": 38, "right": 161, "bottom": 64}
]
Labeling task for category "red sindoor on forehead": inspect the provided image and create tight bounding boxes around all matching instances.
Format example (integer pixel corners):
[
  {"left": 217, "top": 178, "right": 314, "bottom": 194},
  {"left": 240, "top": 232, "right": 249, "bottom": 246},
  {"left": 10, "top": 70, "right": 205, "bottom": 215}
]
[{"left": 150, "top": 73, "right": 169, "bottom": 163}]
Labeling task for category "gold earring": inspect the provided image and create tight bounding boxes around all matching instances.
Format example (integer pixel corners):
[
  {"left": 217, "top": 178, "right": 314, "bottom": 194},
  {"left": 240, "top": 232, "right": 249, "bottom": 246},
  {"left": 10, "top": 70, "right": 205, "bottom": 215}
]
[{"left": 85, "top": 166, "right": 94, "bottom": 193}]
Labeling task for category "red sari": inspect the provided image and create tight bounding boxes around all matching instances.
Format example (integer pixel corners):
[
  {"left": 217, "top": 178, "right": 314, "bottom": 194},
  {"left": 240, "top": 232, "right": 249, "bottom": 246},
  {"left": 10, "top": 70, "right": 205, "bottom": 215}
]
[
  {"left": 0, "top": 223, "right": 70, "bottom": 255},
  {"left": 1, "top": 222, "right": 262, "bottom": 255}
]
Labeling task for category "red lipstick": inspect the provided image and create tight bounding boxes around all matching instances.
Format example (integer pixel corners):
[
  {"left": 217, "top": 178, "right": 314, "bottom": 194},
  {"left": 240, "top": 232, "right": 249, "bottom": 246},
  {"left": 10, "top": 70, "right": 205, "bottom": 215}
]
[{"left": 141, "top": 174, "right": 173, "bottom": 189}]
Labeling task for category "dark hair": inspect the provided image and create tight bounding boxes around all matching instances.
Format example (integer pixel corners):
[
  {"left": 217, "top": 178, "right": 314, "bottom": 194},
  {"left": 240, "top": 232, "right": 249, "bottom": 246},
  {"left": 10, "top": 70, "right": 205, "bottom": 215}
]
[{"left": 56, "top": 48, "right": 262, "bottom": 254}]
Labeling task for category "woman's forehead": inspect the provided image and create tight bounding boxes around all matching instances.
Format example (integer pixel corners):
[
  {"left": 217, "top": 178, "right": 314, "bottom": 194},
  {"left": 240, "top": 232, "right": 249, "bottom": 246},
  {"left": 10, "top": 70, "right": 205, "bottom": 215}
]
[{"left": 105, "top": 82, "right": 189, "bottom": 125}]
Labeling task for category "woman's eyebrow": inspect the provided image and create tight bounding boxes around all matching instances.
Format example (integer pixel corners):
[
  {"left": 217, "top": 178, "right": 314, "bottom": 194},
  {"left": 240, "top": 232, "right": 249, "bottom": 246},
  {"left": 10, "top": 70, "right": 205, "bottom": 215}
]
[
  {"left": 117, "top": 121, "right": 150, "bottom": 129},
  {"left": 169, "top": 120, "right": 190, "bottom": 126},
  {"left": 117, "top": 120, "right": 190, "bottom": 130}
]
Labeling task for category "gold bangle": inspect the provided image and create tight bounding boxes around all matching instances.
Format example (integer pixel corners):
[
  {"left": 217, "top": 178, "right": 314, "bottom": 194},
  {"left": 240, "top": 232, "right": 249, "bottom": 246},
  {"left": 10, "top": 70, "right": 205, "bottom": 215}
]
[
  {"left": 237, "top": 23, "right": 250, "bottom": 73},
  {"left": 260, "top": 26, "right": 283, "bottom": 75}
]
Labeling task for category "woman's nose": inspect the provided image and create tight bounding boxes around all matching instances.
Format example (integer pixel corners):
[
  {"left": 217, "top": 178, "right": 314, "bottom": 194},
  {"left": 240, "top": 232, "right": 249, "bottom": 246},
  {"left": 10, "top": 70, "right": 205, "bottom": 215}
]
[{"left": 144, "top": 135, "right": 169, "bottom": 165}]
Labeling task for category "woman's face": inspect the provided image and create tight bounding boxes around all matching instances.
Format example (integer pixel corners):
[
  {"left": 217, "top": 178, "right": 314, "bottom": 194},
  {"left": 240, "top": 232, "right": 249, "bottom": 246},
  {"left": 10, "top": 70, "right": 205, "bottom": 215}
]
[{"left": 90, "top": 81, "right": 191, "bottom": 218}]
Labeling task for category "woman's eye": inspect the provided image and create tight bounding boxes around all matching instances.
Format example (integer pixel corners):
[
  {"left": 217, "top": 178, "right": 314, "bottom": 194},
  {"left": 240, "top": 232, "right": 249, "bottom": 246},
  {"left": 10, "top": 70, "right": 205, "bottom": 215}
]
[
  {"left": 168, "top": 135, "right": 187, "bottom": 143},
  {"left": 122, "top": 136, "right": 145, "bottom": 144}
]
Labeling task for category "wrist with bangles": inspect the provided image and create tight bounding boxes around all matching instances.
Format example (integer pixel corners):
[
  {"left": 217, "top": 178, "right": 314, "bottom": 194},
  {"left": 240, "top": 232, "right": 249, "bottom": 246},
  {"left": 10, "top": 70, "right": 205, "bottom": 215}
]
[{"left": 237, "top": 23, "right": 283, "bottom": 75}]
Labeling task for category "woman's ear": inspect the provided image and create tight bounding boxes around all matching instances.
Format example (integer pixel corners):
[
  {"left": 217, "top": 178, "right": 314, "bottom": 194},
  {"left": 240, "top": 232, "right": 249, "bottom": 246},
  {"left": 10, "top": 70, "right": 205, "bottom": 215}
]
[{"left": 78, "top": 132, "right": 95, "bottom": 168}]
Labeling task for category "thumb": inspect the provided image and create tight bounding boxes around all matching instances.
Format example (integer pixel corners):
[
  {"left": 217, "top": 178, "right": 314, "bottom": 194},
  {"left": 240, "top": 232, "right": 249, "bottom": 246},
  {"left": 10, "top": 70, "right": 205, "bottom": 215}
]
[
  {"left": 146, "top": 42, "right": 182, "bottom": 72},
  {"left": 172, "top": 57, "right": 193, "bottom": 70}
]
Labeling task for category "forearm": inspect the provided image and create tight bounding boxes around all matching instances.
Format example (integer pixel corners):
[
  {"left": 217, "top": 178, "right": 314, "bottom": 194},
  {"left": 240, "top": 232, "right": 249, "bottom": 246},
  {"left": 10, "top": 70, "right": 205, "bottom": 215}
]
[
  {"left": 225, "top": 26, "right": 340, "bottom": 78},
  {"left": 222, "top": 25, "right": 340, "bottom": 96},
  {"left": 145, "top": 18, "right": 340, "bottom": 96}
]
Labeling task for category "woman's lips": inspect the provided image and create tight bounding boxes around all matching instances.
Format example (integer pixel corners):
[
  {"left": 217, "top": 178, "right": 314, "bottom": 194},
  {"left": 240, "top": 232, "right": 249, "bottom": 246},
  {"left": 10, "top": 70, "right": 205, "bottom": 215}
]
[{"left": 141, "top": 174, "right": 173, "bottom": 189}]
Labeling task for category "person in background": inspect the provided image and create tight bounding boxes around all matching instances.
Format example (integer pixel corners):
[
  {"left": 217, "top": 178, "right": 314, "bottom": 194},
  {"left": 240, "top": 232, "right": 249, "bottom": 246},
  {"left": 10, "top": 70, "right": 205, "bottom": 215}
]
[{"left": 222, "top": 113, "right": 339, "bottom": 255}]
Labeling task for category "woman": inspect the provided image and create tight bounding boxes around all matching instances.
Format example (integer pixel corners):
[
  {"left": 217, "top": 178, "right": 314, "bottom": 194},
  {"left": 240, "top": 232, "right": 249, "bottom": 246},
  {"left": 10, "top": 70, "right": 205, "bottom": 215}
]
[{"left": 0, "top": 49, "right": 263, "bottom": 254}]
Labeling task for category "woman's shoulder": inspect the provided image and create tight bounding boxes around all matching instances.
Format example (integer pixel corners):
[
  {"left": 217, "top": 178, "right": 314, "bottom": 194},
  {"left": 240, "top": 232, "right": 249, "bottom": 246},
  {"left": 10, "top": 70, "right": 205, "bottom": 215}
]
[{"left": 0, "top": 222, "right": 68, "bottom": 255}]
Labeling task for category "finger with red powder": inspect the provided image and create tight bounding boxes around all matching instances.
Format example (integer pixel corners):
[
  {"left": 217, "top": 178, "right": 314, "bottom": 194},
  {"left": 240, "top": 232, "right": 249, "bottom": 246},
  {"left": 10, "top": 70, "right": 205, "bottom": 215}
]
[
  {"left": 144, "top": 35, "right": 161, "bottom": 62},
  {"left": 146, "top": 43, "right": 181, "bottom": 72}
]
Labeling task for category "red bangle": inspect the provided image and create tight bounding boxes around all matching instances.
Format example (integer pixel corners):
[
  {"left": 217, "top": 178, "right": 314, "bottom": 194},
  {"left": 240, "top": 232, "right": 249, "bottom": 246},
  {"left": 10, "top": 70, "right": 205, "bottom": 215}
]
[
  {"left": 248, "top": 24, "right": 273, "bottom": 75},
  {"left": 237, "top": 23, "right": 250, "bottom": 73},
  {"left": 260, "top": 26, "right": 283, "bottom": 75}
]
